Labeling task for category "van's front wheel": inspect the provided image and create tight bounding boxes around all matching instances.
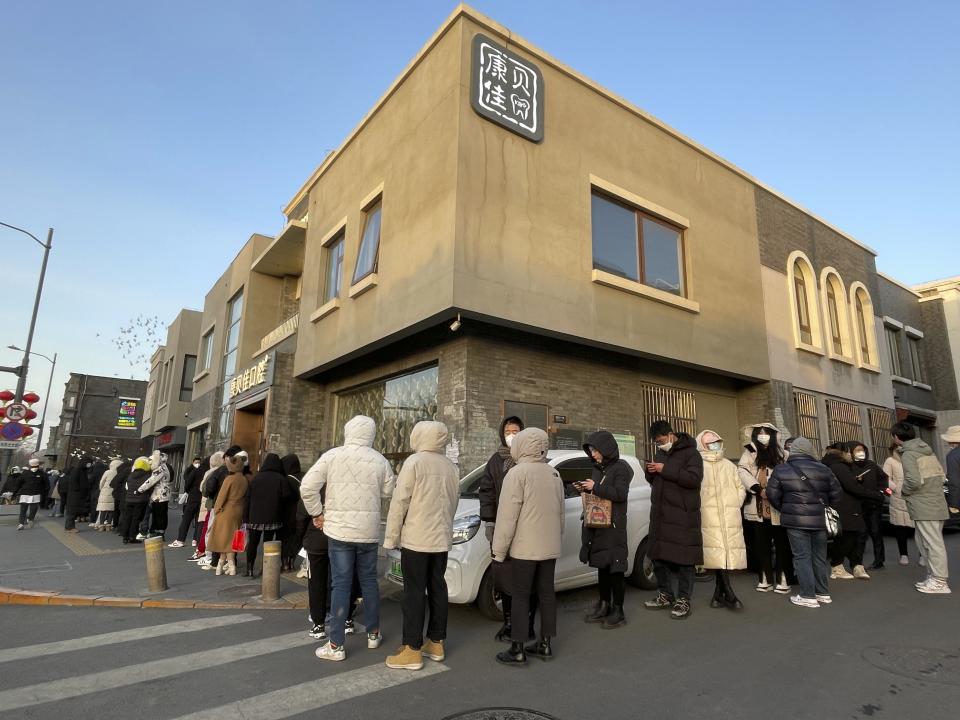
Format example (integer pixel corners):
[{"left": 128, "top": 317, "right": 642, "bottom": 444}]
[
  {"left": 477, "top": 566, "right": 504, "bottom": 621},
  {"left": 627, "top": 537, "right": 657, "bottom": 589}
]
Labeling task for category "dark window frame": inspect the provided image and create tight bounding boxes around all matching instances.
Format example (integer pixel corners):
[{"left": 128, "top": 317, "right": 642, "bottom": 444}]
[
  {"left": 826, "top": 279, "right": 843, "bottom": 354},
  {"left": 352, "top": 199, "right": 383, "bottom": 285},
  {"left": 323, "top": 232, "right": 346, "bottom": 304},
  {"left": 180, "top": 355, "right": 197, "bottom": 403},
  {"left": 886, "top": 326, "right": 903, "bottom": 377},
  {"left": 908, "top": 337, "right": 924, "bottom": 382},
  {"left": 793, "top": 262, "right": 813, "bottom": 345},
  {"left": 855, "top": 291, "right": 871, "bottom": 362}
]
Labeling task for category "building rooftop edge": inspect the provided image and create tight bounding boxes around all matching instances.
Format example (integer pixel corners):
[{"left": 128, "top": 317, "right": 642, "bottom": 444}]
[{"left": 878, "top": 271, "right": 922, "bottom": 298}]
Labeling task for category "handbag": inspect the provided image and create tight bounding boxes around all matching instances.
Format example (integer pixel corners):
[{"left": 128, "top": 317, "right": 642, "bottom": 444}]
[
  {"left": 582, "top": 491, "right": 613, "bottom": 529},
  {"left": 798, "top": 472, "right": 841, "bottom": 539},
  {"left": 231, "top": 527, "right": 247, "bottom": 552}
]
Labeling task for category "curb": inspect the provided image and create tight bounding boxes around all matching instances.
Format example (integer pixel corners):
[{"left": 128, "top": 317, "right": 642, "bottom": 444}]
[{"left": 0, "top": 586, "right": 308, "bottom": 611}]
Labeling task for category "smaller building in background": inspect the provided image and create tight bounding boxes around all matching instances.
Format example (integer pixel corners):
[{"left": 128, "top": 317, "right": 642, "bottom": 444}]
[
  {"left": 914, "top": 275, "right": 960, "bottom": 437},
  {"left": 53, "top": 373, "right": 151, "bottom": 468},
  {"left": 141, "top": 309, "right": 202, "bottom": 490}
]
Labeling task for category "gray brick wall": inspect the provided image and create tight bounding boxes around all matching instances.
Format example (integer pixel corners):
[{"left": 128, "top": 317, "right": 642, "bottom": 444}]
[
  {"left": 877, "top": 275, "right": 937, "bottom": 411},
  {"left": 920, "top": 299, "right": 960, "bottom": 411},
  {"left": 265, "top": 350, "right": 327, "bottom": 466}
]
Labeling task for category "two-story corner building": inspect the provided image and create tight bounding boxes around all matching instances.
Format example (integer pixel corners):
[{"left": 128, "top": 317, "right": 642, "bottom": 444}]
[
  {"left": 140, "top": 309, "right": 203, "bottom": 488},
  {"left": 187, "top": 233, "right": 324, "bottom": 469},
  {"left": 914, "top": 275, "right": 960, "bottom": 435},
  {"left": 878, "top": 274, "right": 960, "bottom": 456},
  {"left": 279, "top": 6, "right": 779, "bottom": 473},
  {"left": 750, "top": 189, "right": 896, "bottom": 461}
]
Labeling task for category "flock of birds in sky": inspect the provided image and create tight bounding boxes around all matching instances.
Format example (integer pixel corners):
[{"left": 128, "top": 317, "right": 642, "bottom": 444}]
[{"left": 106, "top": 314, "right": 163, "bottom": 379}]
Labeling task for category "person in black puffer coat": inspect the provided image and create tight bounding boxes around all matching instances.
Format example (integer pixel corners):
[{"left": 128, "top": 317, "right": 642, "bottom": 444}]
[
  {"left": 850, "top": 442, "right": 889, "bottom": 570},
  {"left": 112, "top": 460, "right": 132, "bottom": 531},
  {"left": 643, "top": 421, "right": 703, "bottom": 619},
  {"left": 822, "top": 443, "right": 874, "bottom": 580},
  {"left": 244, "top": 453, "right": 290, "bottom": 576},
  {"left": 280, "top": 453, "right": 304, "bottom": 572},
  {"left": 766, "top": 437, "right": 842, "bottom": 606},
  {"left": 580, "top": 431, "right": 633, "bottom": 629},
  {"left": 119, "top": 457, "right": 153, "bottom": 543},
  {"left": 64, "top": 457, "right": 92, "bottom": 532}
]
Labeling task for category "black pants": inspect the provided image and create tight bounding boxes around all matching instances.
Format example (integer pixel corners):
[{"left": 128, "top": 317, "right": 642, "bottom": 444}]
[
  {"left": 830, "top": 530, "right": 862, "bottom": 567},
  {"left": 64, "top": 509, "right": 80, "bottom": 531},
  {"left": 246, "top": 528, "right": 278, "bottom": 573},
  {"left": 142, "top": 501, "right": 168, "bottom": 534},
  {"left": 57, "top": 496, "right": 67, "bottom": 516},
  {"left": 653, "top": 559, "right": 695, "bottom": 599},
  {"left": 893, "top": 525, "right": 911, "bottom": 557},
  {"left": 400, "top": 549, "right": 449, "bottom": 649},
  {"left": 858, "top": 504, "right": 884, "bottom": 565},
  {"left": 510, "top": 558, "right": 556, "bottom": 642},
  {"left": 120, "top": 502, "right": 148, "bottom": 540},
  {"left": 19, "top": 503, "right": 39, "bottom": 524},
  {"left": 752, "top": 519, "right": 794, "bottom": 583},
  {"left": 307, "top": 552, "right": 330, "bottom": 627},
  {"left": 177, "top": 501, "right": 201, "bottom": 543},
  {"left": 597, "top": 567, "right": 625, "bottom": 606}
]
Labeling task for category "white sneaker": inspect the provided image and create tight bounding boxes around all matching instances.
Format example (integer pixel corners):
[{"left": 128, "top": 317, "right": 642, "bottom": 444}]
[
  {"left": 899, "top": 555, "right": 909, "bottom": 566},
  {"left": 168, "top": 540, "right": 184, "bottom": 548},
  {"left": 831, "top": 565, "right": 854, "bottom": 580},
  {"left": 17, "top": 524, "right": 24, "bottom": 531},
  {"left": 815, "top": 594, "right": 833, "bottom": 604},
  {"left": 135, "top": 533, "right": 147, "bottom": 540},
  {"left": 915, "top": 577, "right": 932, "bottom": 589},
  {"left": 756, "top": 582, "right": 773, "bottom": 592},
  {"left": 191, "top": 540, "right": 197, "bottom": 547},
  {"left": 852, "top": 565, "right": 871, "bottom": 580},
  {"left": 367, "top": 632, "right": 382, "bottom": 649},
  {"left": 774, "top": 582, "right": 791, "bottom": 594},
  {"left": 315, "top": 642, "right": 345, "bottom": 662},
  {"left": 308, "top": 624, "right": 327, "bottom": 640},
  {"left": 790, "top": 595, "right": 820, "bottom": 608},
  {"left": 917, "top": 579, "right": 952, "bottom": 595}
]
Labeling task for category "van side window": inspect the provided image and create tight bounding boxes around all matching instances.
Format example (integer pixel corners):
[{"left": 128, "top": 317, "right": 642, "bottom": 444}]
[{"left": 556, "top": 457, "right": 595, "bottom": 499}]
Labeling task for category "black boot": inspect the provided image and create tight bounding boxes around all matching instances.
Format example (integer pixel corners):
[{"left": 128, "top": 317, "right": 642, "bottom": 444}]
[
  {"left": 602, "top": 605, "right": 626, "bottom": 629},
  {"left": 494, "top": 611, "right": 512, "bottom": 643},
  {"left": 496, "top": 641, "right": 527, "bottom": 666},
  {"left": 525, "top": 637, "right": 553, "bottom": 661},
  {"left": 584, "top": 600, "right": 611, "bottom": 623},
  {"left": 720, "top": 571, "right": 743, "bottom": 610},
  {"left": 710, "top": 574, "right": 724, "bottom": 609}
]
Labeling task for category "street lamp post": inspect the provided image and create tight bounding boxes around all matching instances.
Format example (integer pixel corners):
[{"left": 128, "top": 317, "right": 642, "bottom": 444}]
[{"left": 7, "top": 346, "right": 57, "bottom": 455}]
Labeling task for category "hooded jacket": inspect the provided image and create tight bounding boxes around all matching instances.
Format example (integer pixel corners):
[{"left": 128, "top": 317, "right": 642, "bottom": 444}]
[
  {"left": 900, "top": 438, "right": 950, "bottom": 521},
  {"left": 278, "top": 454, "right": 303, "bottom": 559},
  {"left": 208, "top": 453, "right": 250, "bottom": 552},
  {"left": 822, "top": 447, "right": 871, "bottom": 532},
  {"left": 182, "top": 462, "right": 204, "bottom": 503},
  {"left": 697, "top": 431, "right": 747, "bottom": 570},
  {"left": 737, "top": 423, "right": 786, "bottom": 524},
  {"left": 246, "top": 453, "right": 290, "bottom": 525},
  {"left": 579, "top": 431, "right": 633, "bottom": 571},
  {"left": 882, "top": 453, "right": 913, "bottom": 527},
  {"left": 492, "top": 428, "right": 564, "bottom": 562},
  {"left": 850, "top": 444, "right": 888, "bottom": 510},
  {"left": 137, "top": 451, "right": 171, "bottom": 504},
  {"left": 200, "top": 452, "right": 226, "bottom": 510},
  {"left": 12, "top": 466, "right": 47, "bottom": 500},
  {"left": 767, "top": 439, "right": 843, "bottom": 531},
  {"left": 645, "top": 432, "right": 704, "bottom": 566},
  {"left": 384, "top": 421, "right": 461, "bottom": 553},
  {"left": 125, "top": 458, "right": 152, "bottom": 505},
  {"left": 300, "top": 415, "right": 395, "bottom": 545},
  {"left": 478, "top": 416, "right": 524, "bottom": 523},
  {"left": 97, "top": 460, "right": 122, "bottom": 511},
  {"left": 65, "top": 459, "right": 92, "bottom": 513}
]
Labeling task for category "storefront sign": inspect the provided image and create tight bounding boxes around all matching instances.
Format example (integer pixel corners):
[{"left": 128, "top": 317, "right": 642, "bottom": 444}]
[
  {"left": 228, "top": 352, "right": 276, "bottom": 402},
  {"left": 115, "top": 397, "right": 140, "bottom": 430},
  {"left": 259, "top": 314, "right": 299, "bottom": 354},
  {"left": 471, "top": 33, "right": 544, "bottom": 143},
  {"left": 156, "top": 427, "right": 187, "bottom": 448}
]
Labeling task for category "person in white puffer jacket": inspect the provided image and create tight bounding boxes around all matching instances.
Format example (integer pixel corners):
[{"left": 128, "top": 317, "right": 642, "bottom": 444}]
[
  {"left": 137, "top": 451, "right": 172, "bottom": 540},
  {"left": 302, "top": 415, "right": 395, "bottom": 663}
]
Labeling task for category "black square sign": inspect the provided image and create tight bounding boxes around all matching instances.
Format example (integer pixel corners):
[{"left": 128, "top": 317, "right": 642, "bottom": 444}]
[{"left": 471, "top": 33, "right": 544, "bottom": 143}]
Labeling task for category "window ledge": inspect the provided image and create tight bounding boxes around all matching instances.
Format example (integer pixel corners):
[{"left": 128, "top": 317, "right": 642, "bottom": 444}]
[
  {"left": 192, "top": 369, "right": 210, "bottom": 383},
  {"left": 859, "top": 362, "right": 882, "bottom": 374},
  {"left": 591, "top": 269, "right": 699, "bottom": 313},
  {"left": 913, "top": 381, "right": 932, "bottom": 391},
  {"left": 892, "top": 375, "right": 913, "bottom": 386},
  {"left": 310, "top": 297, "right": 342, "bottom": 323},
  {"left": 795, "top": 340, "right": 825, "bottom": 357},
  {"left": 348, "top": 273, "right": 379, "bottom": 299},
  {"left": 827, "top": 352, "right": 856, "bottom": 366}
]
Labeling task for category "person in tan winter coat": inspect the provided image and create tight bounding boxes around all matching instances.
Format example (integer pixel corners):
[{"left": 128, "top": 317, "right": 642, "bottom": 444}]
[
  {"left": 882, "top": 444, "right": 914, "bottom": 565},
  {"left": 383, "top": 421, "right": 460, "bottom": 671},
  {"left": 95, "top": 459, "right": 122, "bottom": 530},
  {"left": 207, "top": 453, "right": 249, "bottom": 575},
  {"left": 492, "top": 427, "right": 564, "bottom": 666},
  {"left": 697, "top": 430, "right": 747, "bottom": 610}
]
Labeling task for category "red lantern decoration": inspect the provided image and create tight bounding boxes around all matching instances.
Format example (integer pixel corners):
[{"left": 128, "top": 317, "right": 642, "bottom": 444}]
[
  {"left": 23, "top": 392, "right": 40, "bottom": 405},
  {"left": 0, "top": 390, "right": 14, "bottom": 403},
  {"left": 25, "top": 408, "right": 38, "bottom": 421},
  {"left": 0, "top": 407, "right": 6, "bottom": 419},
  {"left": 21, "top": 426, "right": 34, "bottom": 437}
]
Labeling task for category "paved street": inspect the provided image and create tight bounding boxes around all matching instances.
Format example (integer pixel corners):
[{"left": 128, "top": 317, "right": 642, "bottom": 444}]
[{"left": 3, "top": 502, "right": 960, "bottom": 720}]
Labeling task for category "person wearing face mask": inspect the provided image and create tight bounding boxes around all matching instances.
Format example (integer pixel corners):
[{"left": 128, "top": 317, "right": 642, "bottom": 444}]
[
  {"left": 738, "top": 423, "right": 792, "bottom": 593},
  {"left": 696, "top": 431, "right": 747, "bottom": 610},
  {"left": 479, "top": 416, "right": 537, "bottom": 642},
  {"left": 822, "top": 442, "right": 872, "bottom": 580},
  {"left": 850, "top": 442, "right": 889, "bottom": 570},
  {"left": 171, "top": 456, "right": 206, "bottom": 548},
  {"left": 881, "top": 443, "right": 913, "bottom": 565},
  {"left": 644, "top": 420, "right": 703, "bottom": 619}
]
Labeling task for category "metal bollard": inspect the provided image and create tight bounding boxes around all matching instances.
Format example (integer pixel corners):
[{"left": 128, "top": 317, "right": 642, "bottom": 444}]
[
  {"left": 144, "top": 536, "right": 168, "bottom": 592},
  {"left": 261, "top": 540, "right": 282, "bottom": 602}
]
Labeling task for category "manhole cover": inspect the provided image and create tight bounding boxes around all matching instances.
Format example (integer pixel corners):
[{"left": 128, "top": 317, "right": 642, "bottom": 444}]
[
  {"left": 862, "top": 646, "right": 960, "bottom": 686},
  {"left": 443, "top": 711, "right": 559, "bottom": 720},
  {"left": 217, "top": 584, "right": 262, "bottom": 600}
]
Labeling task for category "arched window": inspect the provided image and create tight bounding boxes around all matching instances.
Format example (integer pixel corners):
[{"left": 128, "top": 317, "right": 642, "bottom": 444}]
[
  {"left": 820, "top": 268, "right": 853, "bottom": 362},
  {"left": 849, "top": 282, "right": 880, "bottom": 371},
  {"left": 826, "top": 278, "right": 843, "bottom": 354},
  {"left": 787, "top": 251, "right": 823, "bottom": 352}
]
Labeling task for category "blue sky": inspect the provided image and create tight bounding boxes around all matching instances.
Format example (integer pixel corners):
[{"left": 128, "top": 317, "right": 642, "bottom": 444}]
[{"left": 1, "top": 1, "right": 957, "bottom": 444}]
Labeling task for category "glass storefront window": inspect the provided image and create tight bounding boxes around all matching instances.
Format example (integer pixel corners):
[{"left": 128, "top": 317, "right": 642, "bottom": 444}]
[{"left": 335, "top": 365, "right": 439, "bottom": 471}]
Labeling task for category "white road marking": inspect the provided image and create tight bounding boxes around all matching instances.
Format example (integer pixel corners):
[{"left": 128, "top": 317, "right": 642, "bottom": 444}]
[
  {"left": 0, "top": 630, "right": 314, "bottom": 712},
  {"left": 0, "top": 614, "right": 259, "bottom": 664},
  {"left": 0, "top": 560, "right": 73, "bottom": 576},
  {"left": 170, "top": 661, "right": 450, "bottom": 720}
]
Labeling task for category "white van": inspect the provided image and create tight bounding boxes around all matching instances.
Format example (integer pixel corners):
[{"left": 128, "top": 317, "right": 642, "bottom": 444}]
[{"left": 385, "top": 450, "right": 656, "bottom": 619}]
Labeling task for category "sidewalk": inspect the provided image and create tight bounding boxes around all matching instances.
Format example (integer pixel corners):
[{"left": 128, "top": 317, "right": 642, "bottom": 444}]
[{"left": 0, "top": 505, "right": 397, "bottom": 610}]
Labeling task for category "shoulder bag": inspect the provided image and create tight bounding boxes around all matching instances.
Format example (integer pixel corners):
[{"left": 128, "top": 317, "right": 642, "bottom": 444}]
[{"left": 798, "top": 472, "right": 841, "bottom": 538}]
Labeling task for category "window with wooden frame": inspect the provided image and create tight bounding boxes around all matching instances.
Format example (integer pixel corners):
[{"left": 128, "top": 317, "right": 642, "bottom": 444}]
[
  {"left": 591, "top": 191, "right": 685, "bottom": 296},
  {"left": 794, "top": 390, "right": 822, "bottom": 456},
  {"left": 323, "top": 231, "right": 345, "bottom": 304},
  {"left": 639, "top": 382, "right": 697, "bottom": 462},
  {"left": 827, "top": 398, "right": 863, "bottom": 444},
  {"left": 787, "top": 252, "right": 823, "bottom": 352},
  {"left": 793, "top": 260, "right": 814, "bottom": 345},
  {"left": 868, "top": 407, "right": 895, "bottom": 464},
  {"left": 826, "top": 279, "right": 843, "bottom": 355},
  {"left": 886, "top": 326, "right": 903, "bottom": 377},
  {"left": 908, "top": 337, "right": 924, "bottom": 383},
  {"left": 352, "top": 199, "right": 382, "bottom": 284},
  {"left": 820, "top": 269, "right": 853, "bottom": 361}
]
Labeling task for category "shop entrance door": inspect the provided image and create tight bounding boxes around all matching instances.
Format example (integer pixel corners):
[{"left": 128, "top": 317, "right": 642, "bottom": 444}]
[{"left": 233, "top": 399, "right": 265, "bottom": 471}]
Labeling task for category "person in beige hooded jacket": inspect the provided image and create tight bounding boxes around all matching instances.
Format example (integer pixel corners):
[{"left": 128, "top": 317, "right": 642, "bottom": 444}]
[
  {"left": 492, "top": 427, "right": 564, "bottom": 666},
  {"left": 383, "top": 421, "right": 460, "bottom": 671}
]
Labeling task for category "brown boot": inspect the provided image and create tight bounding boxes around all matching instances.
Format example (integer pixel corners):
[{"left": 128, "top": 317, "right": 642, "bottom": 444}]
[
  {"left": 385, "top": 645, "right": 423, "bottom": 670},
  {"left": 422, "top": 639, "right": 444, "bottom": 661}
]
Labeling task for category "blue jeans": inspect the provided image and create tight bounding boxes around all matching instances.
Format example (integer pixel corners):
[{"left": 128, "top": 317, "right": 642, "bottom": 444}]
[
  {"left": 327, "top": 538, "right": 380, "bottom": 646},
  {"left": 786, "top": 528, "right": 829, "bottom": 599}
]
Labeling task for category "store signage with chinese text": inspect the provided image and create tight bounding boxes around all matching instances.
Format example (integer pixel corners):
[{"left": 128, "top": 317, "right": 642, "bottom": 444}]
[
  {"left": 115, "top": 398, "right": 140, "bottom": 430},
  {"left": 228, "top": 352, "right": 276, "bottom": 403},
  {"left": 471, "top": 33, "right": 544, "bottom": 143},
  {"left": 258, "top": 314, "right": 299, "bottom": 355}
]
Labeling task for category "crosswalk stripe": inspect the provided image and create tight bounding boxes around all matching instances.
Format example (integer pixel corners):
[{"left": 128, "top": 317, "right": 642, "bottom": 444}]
[
  {"left": 170, "top": 661, "right": 450, "bottom": 720},
  {"left": 0, "top": 630, "right": 316, "bottom": 712},
  {"left": 0, "top": 614, "right": 259, "bottom": 664}
]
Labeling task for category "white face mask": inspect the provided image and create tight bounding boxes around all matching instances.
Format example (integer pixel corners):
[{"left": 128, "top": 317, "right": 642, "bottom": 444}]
[
  {"left": 658, "top": 441, "right": 674, "bottom": 453},
  {"left": 854, "top": 451, "right": 866, "bottom": 461},
  {"left": 756, "top": 433, "right": 771, "bottom": 446},
  {"left": 193, "top": 462, "right": 200, "bottom": 467},
  {"left": 505, "top": 434, "right": 516, "bottom": 448},
  {"left": 707, "top": 441, "right": 723, "bottom": 452}
]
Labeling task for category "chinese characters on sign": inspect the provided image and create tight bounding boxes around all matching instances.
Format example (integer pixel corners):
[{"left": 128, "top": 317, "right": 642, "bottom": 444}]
[
  {"left": 471, "top": 33, "right": 544, "bottom": 143},
  {"left": 228, "top": 355, "right": 271, "bottom": 400},
  {"left": 115, "top": 398, "right": 140, "bottom": 430}
]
